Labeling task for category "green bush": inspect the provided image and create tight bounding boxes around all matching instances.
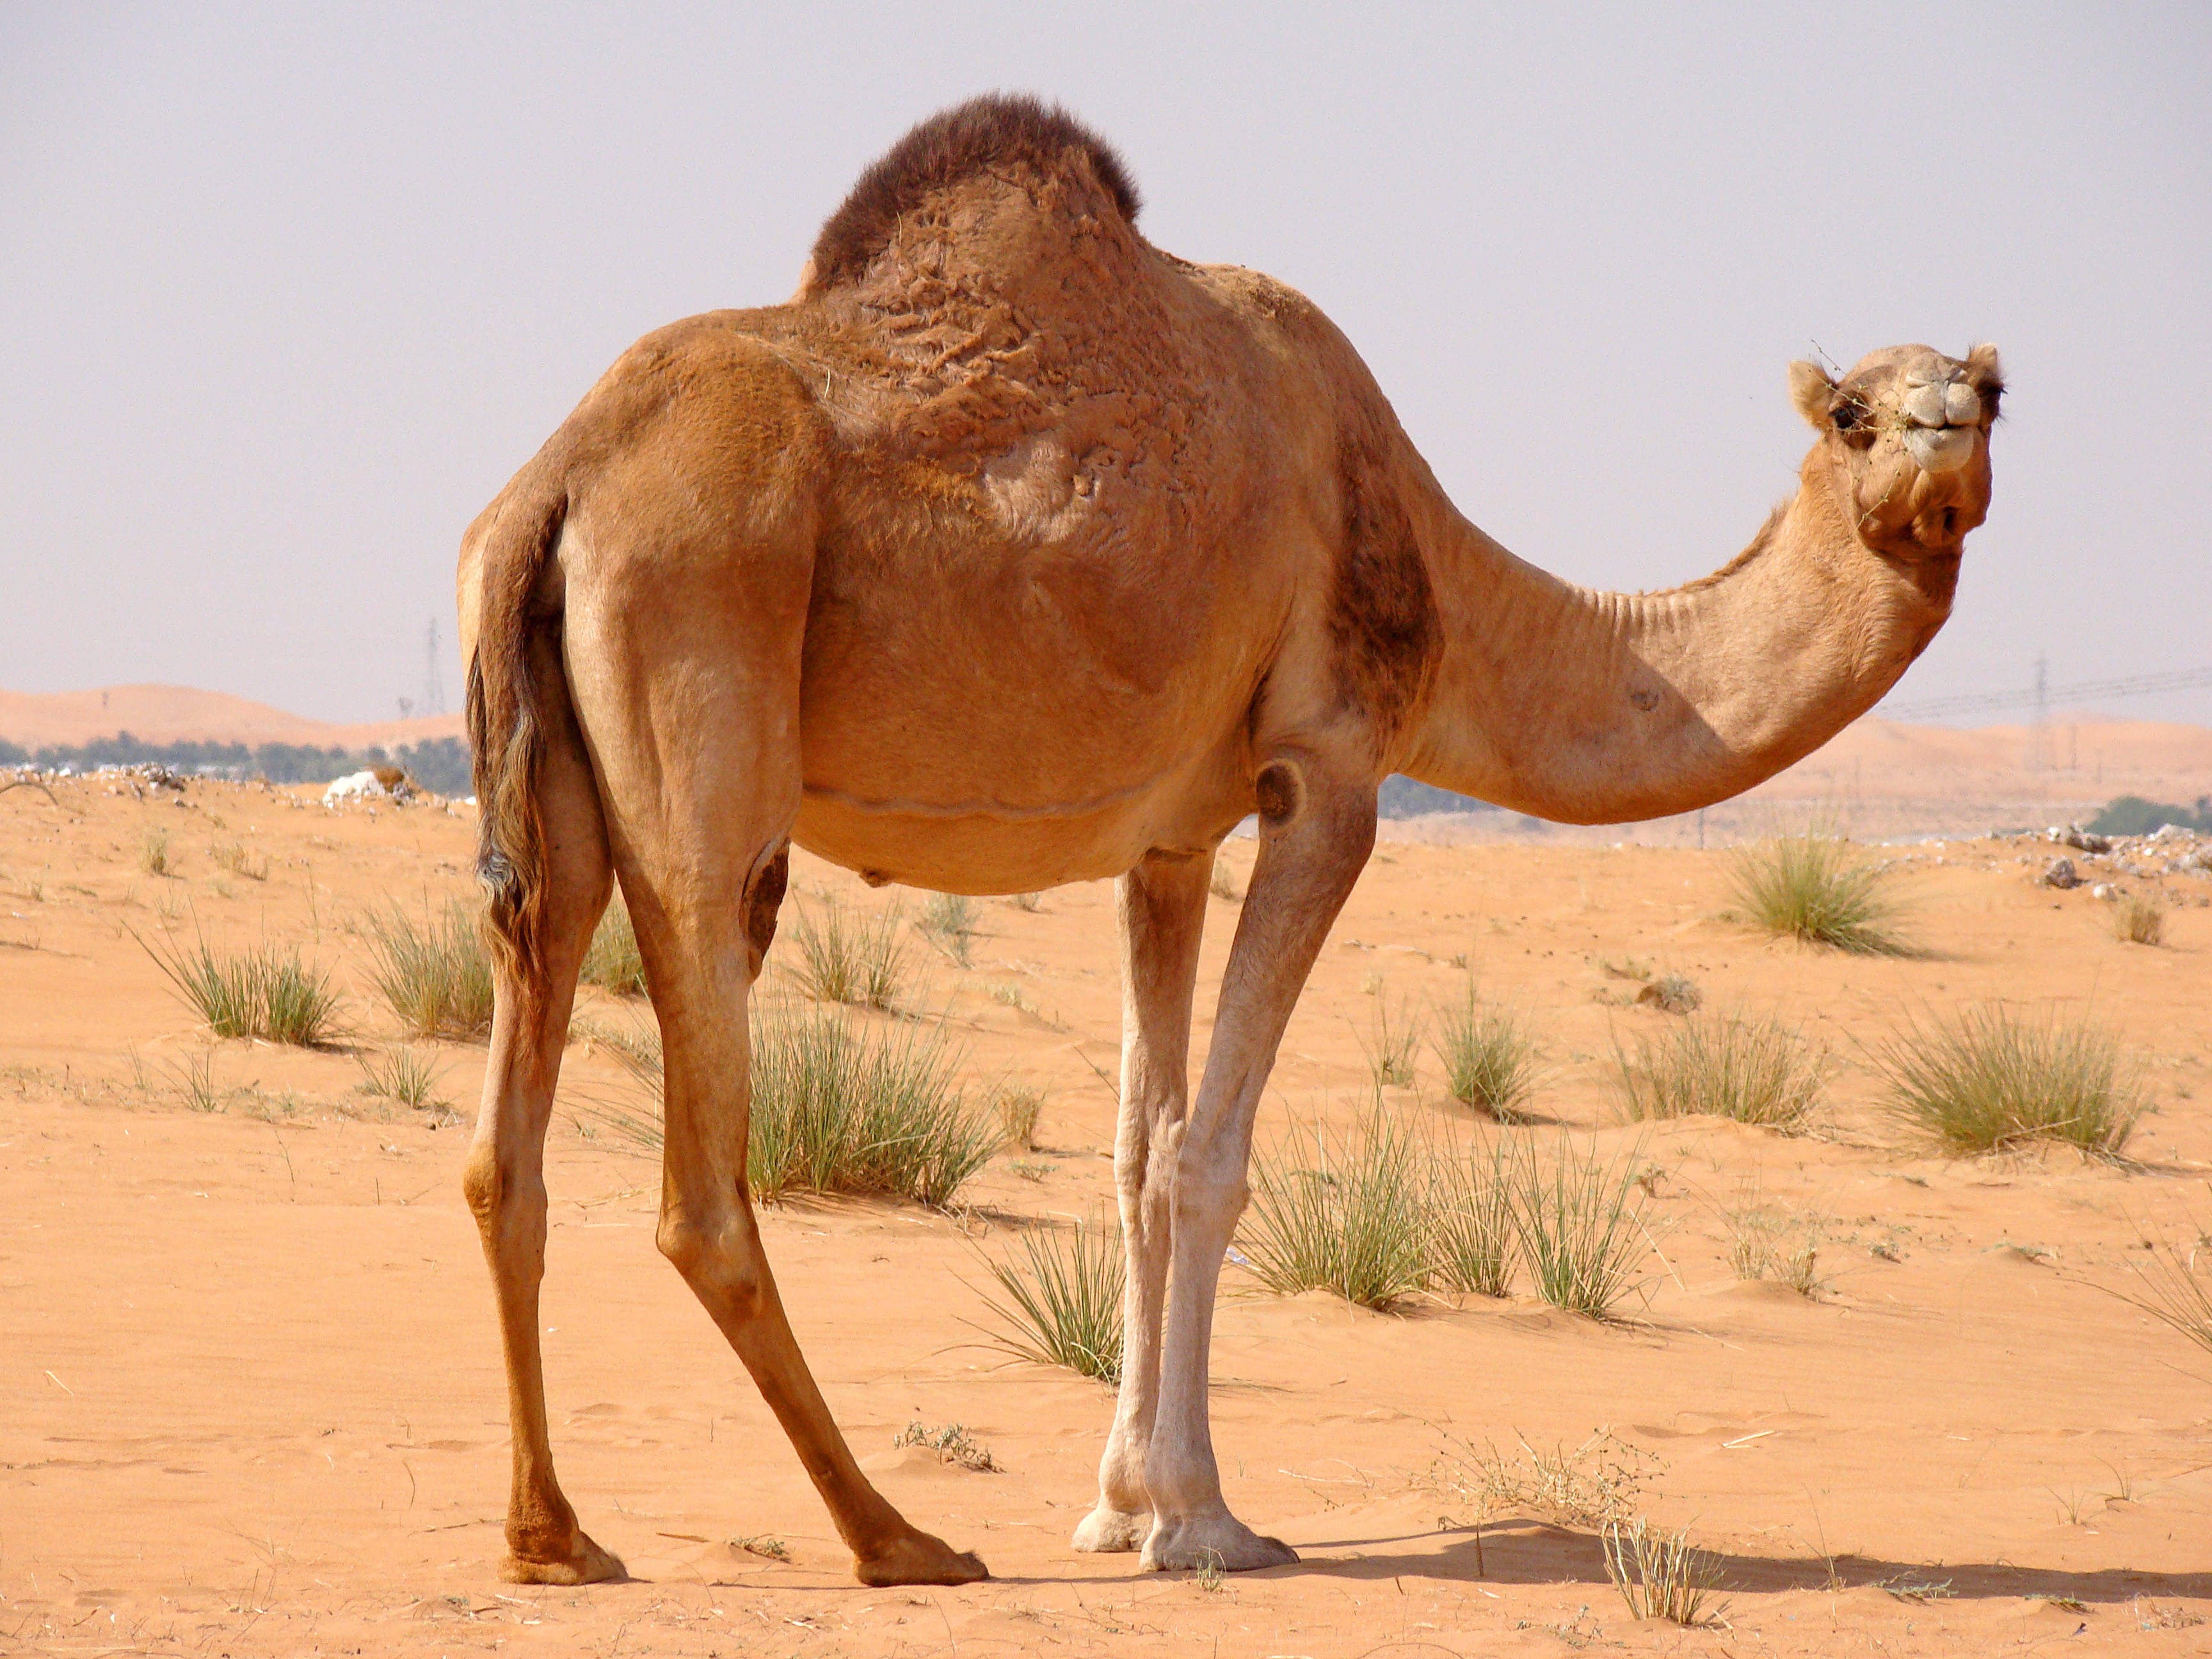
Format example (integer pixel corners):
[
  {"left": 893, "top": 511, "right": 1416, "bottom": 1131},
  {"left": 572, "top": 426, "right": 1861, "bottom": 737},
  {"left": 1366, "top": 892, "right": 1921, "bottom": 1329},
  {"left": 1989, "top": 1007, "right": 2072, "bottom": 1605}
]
[
  {"left": 362, "top": 900, "right": 495, "bottom": 1041},
  {"left": 1871, "top": 1005, "right": 2141, "bottom": 1157},
  {"left": 1730, "top": 829, "right": 1909, "bottom": 955}
]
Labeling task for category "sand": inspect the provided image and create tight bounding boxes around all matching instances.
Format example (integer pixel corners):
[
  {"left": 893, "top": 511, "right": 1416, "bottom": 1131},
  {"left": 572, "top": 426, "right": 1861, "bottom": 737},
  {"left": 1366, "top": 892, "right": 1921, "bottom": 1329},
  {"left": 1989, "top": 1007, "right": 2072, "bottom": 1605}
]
[{"left": 3, "top": 771, "right": 2210, "bottom": 1655}]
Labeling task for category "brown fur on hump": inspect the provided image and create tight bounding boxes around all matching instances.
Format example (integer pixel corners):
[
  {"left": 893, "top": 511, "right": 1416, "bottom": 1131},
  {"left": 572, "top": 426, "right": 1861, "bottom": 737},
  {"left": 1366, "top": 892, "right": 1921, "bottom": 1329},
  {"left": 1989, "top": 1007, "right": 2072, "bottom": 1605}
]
[{"left": 806, "top": 93, "right": 1141, "bottom": 291}]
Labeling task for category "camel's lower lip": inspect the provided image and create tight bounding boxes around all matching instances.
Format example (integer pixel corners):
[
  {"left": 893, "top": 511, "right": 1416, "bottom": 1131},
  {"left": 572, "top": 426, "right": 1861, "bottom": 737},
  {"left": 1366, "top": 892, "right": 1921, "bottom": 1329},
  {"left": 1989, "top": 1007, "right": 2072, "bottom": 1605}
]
[{"left": 1903, "top": 425, "right": 1975, "bottom": 474}]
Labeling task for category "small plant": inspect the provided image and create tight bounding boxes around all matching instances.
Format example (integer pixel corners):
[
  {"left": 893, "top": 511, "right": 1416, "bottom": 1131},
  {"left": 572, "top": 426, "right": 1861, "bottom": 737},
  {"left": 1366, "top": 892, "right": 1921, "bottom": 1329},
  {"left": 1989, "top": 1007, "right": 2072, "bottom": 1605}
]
[
  {"left": 981, "top": 1217, "right": 1125, "bottom": 1383},
  {"left": 1615, "top": 1012, "right": 1822, "bottom": 1130},
  {"left": 730, "top": 1534, "right": 789, "bottom": 1561},
  {"left": 1209, "top": 854, "right": 1242, "bottom": 902},
  {"left": 209, "top": 840, "right": 269, "bottom": 881},
  {"left": 581, "top": 895, "right": 648, "bottom": 994},
  {"left": 363, "top": 900, "right": 495, "bottom": 1041},
  {"left": 1429, "top": 1137, "right": 1516, "bottom": 1297},
  {"left": 2112, "top": 894, "right": 2165, "bottom": 947},
  {"left": 918, "top": 891, "right": 977, "bottom": 965},
  {"left": 785, "top": 899, "right": 910, "bottom": 1011},
  {"left": 1603, "top": 1518, "right": 1726, "bottom": 1626},
  {"left": 1240, "top": 1107, "right": 1433, "bottom": 1311},
  {"left": 1726, "top": 1206, "right": 1825, "bottom": 1295},
  {"left": 993, "top": 1082, "right": 1043, "bottom": 1150},
  {"left": 139, "top": 826, "right": 175, "bottom": 876},
  {"left": 1432, "top": 1427, "right": 1662, "bottom": 1530},
  {"left": 357, "top": 1046, "right": 450, "bottom": 1112},
  {"left": 1361, "top": 993, "right": 1423, "bottom": 1090},
  {"left": 141, "top": 929, "right": 341, "bottom": 1046},
  {"left": 893, "top": 1421, "right": 999, "bottom": 1471},
  {"left": 1006, "top": 891, "right": 1043, "bottom": 913},
  {"left": 1512, "top": 1137, "right": 1654, "bottom": 1320},
  {"left": 165, "top": 1048, "right": 225, "bottom": 1112},
  {"left": 1730, "top": 827, "right": 1909, "bottom": 954},
  {"left": 1434, "top": 989, "right": 1539, "bottom": 1121},
  {"left": 1871, "top": 1004, "right": 2142, "bottom": 1157},
  {"left": 1637, "top": 973, "right": 1702, "bottom": 1015},
  {"left": 2114, "top": 1205, "right": 2212, "bottom": 1358}
]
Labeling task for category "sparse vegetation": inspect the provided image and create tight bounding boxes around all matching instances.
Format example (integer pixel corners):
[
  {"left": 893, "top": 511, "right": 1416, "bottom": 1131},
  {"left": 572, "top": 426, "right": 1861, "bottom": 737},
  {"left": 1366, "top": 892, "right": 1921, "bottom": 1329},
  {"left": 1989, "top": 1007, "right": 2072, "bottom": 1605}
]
[
  {"left": 138, "top": 826, "right": 174, "bottom": 876},
  {"left": 1871, "top": 1005, "right": 2142, "bottom": 1157},
  {"left": 785, "top": 899, "right": 910, "bottom": 1010},
  {"left": 2114, "top": 1206, "right": 2212, "bottom": 1358},
  {"left": 209, "top": 840, "right": 269, "bottom": 881},
  {"left": 1726, "top": 1205, "right": 1825, "bottom": 1295},
  {"left": 892, "top": 1421, "right": 999, "bottom": 1471},
  {"left": 917, "top": 891, "right": 977, "bottom": 965},
  {"left": 141, "top": 929, "right": 341, "bottom": 1046},
  {"left": 1429, "top": 1137, "right": 1516, "bottom": 1297},
  {"left": 164, "top": 1048, "right": 225, "bottom": 1112},
  {"left": 1731, "top": 827, "right": 1909, "bottom": 954},
  {"left": 1434, "top": 989, "right": 1539, "bottom": 1121},
  {"left": 992, "top": 1082, "right": 1043, "bottom": 1150},
  {"left": 981, "top": 1216, "right": 1125, "bottom": 1383},
  {"left": 1511, "top": 1137, "right": 1654, "bottom": 1320},
  {"left": 357, "top": 1046, "right": 451, "bottom": 1113},
  {"left": 1360, "top": 993, "right": 1423, "bottom": 1090},
  {"left": 363, "top": 900, "right": 495, "bottom": 1041},
  {"left": 2086, "top": 794, "right": 2212, "bottom": 836},
  {"left": 2112, "top": 893, "right": 2165, "bottom": 947},
  {"left": 1006, "top": 890, "right": 1043, "bottom": 912},
  {"left": 1639, "top": 972, "right": 1702, "bottom": 1014},
  {"left": 1432, "top": 1426, "right": 1661, "bottom": 1530},
  {"left": 1240, "top": 1107, "right": 1432, "bottom": 1310},
  {"left": 1615, "top": 1012, "right": 1823, "bottom": 1130},
  {"left": 1603, "top": 1518, "right": 1727, "bottom": 1627},
  {"left": 581, "top": 894, "right": 648, "bottom": 993}
]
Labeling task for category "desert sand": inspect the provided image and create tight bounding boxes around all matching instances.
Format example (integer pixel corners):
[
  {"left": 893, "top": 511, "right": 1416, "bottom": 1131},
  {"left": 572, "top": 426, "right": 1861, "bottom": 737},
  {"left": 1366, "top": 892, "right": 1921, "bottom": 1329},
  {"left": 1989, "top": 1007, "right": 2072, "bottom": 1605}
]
[{"left": 3, "top": 769, "right": 2211, "bottom": 1656}]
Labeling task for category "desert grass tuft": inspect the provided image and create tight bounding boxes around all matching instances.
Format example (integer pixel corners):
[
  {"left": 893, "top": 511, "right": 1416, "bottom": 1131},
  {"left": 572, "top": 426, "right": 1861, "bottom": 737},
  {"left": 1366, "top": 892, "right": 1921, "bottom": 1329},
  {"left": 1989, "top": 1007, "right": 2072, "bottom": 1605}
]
[
  {"left": 1431, "top": 1427, "right": 1661, "bottom": 1531},
  {"left": 2115, "top": 1206, "right": 2212, "bottom": 1358},
  {"left": 2112, "top": 894, "right": 2166, "bottom": 947},
  {"left": 579, "top": 1007, "right": 995, "bottom": 1207},
  {"left": 918, "top": 892, "right": 977, "bottom": 966},
  {"left": 357, "top": 1045, "right": 450, "bottom": 1112},
  {"left": 581, "top": 894, "right": 648, "bottom": 995},
  {"left": 1603, "top": 1518, "right": 1727, "bottom": 1626},
  {"left": 1511, "top": 1137, "right": 1654, "bottom": 1320},
  {"left": 141, "top": 929, "right": 341, "bottom": 1045},
  {"left": 1434, "top": 988, "right": 1539, "bottom": 1121},
  {"left": 1429, "top": 1137, "right": 1517, "bottom": 1297},
  {"left": 1361, "top": 994, "right": 1423, "bottom": 1090},
  {"left": 981, "top": 1216, "right": 1125, "bottom": 1384},
  {"left": 892, "top": 1421, "right": 1000, "bottom": 1471},
  {"left": 209, "top": 840, "right": 269, "bottom": 881},
  {"left": 1615, "top": 1012, "right": 1822, "bottom": 1130},
  {"left": 1726, "top": 1205, "right": 1825, "bottom": 1295},
  {"left": 362, "top": 900, "right": 494, "bottom": 1041},
  {"left": 1871, "top": 1004, "right": 2142, "bottom": 1157},
  {"left": 1240, "top": 1106, "right": 1432, "bottom": 1311},
  {"left": 1731, "top": 827, "right": 1909, "bottom": 954},
  {"left": 164, "top": 1048, "right": 226, "bottom": 1112},
  {"left": 139, "top": 826, "right": 175, "bottom": 877},
  {"left": 785, "top": 899, "right": 911, "bottom": 1010},
  {"left": 992, "top": 1082, "right": 1044, "bottom": 1150}
]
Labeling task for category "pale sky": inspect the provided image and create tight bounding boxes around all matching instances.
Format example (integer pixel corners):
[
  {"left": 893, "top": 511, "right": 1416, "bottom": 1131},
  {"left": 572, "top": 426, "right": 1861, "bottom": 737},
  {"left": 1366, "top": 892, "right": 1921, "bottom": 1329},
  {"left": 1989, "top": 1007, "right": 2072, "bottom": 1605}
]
[{"left": 4, "top": 3, "right": 2208, "bottom": 728}]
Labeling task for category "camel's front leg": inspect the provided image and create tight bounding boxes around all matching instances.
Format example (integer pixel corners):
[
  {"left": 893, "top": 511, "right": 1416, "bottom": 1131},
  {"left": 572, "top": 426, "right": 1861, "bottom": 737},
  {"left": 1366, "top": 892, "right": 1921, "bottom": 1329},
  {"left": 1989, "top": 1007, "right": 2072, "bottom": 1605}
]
[
  {"left": 1073, "top": 850, "right": 1212, "bottom": 1554},
  {"left": 1142, "top": 757, "right": 1376, "bottom": 1572}
]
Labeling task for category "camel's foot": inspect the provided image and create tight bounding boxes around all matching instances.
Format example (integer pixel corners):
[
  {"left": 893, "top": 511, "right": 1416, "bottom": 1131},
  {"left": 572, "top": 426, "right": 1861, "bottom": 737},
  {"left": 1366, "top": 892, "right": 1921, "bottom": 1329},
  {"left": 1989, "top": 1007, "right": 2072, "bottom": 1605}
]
[
  {"left": 501, "top": 1528, "right": 627, "bottom": 1585},
  {"left": 854, "top": 1528, "right": 990, "bottom": 1587},
  {"left": 1071, "top": 1503, "right": 1151, "bottom": 1553},
  {"left": 1141, "top": 1509, "right": 1299, "bottom": 1574}
]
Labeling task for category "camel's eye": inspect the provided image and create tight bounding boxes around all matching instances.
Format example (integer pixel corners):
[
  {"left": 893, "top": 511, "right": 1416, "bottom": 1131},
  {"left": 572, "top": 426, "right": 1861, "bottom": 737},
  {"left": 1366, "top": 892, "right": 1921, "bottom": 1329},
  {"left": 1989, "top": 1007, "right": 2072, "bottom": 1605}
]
[{"left": 1831, "top": 400, "right": 1859, "bottom": 432}]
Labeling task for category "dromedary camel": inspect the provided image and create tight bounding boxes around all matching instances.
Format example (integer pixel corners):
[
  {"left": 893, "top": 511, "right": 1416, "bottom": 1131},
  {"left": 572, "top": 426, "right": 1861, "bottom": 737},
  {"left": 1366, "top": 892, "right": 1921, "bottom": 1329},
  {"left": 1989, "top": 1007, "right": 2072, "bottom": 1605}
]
[{"left": 457, "top": 93, "right": 2000, "bottom": 1588}]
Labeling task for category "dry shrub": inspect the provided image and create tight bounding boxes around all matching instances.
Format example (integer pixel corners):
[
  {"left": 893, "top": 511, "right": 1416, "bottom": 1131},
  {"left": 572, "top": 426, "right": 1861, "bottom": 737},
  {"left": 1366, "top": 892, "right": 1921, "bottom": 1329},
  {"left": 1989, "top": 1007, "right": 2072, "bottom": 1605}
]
[
  {"left": 918, "top": 892, "right": 977, "bottom": 966},
  {"left": 2112, "top": 894, "right": 2165, "bottom": 947},
  {"left": 1872, "top": 1004, "right": 2142, "bottom": 1157},
  {"left": 1431, "top": 1427, "right": 1662, "bottom": 1530},
  {"left": 1731, "top": 828, "right": 1909, "bottom": 954},
  {"left": 1615, "top": 1011, "right": 1823, "bottom": 1130},
  {"left": 1361, "top": 993, "right": 1423, "bottom": 1089},
  {"left": 210, "top": 840, "right": 269, "bottom": 881},
  {"left": 1726, "top": 1206, "right": 1825, "bottom": 1295},
  {"left": 1604, "top": 1518, "right": 1727, "bottom": 1626}
]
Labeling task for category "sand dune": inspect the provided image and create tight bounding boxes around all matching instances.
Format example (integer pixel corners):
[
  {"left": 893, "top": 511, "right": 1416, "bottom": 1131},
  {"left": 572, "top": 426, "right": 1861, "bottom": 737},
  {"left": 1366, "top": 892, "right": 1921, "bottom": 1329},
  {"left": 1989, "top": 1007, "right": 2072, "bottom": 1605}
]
[{"left": 0, "top": 682, "right": 466, "bottom": 751}]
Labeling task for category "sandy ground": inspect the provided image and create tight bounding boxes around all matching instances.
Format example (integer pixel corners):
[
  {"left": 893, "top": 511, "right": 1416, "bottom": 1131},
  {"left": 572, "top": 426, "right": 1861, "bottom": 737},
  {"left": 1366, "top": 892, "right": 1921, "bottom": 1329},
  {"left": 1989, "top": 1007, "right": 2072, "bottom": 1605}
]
[{"left": 4, "top": 772, "right": 2211, "bottom": 1656}]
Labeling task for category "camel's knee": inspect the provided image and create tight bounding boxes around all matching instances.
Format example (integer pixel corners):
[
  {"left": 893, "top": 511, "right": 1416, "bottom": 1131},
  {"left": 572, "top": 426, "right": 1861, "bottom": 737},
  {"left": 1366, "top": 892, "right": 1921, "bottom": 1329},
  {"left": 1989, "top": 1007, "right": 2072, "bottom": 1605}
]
[
  {"left": 1169, "top": 1157, "right": 1247, "bottom": 1238},
  {"left": 464, "top": 1142, "right": 548, "bottom": 1251},
  {"left": 657, "top": 1212, "right": 768, "bottom": 1322}
]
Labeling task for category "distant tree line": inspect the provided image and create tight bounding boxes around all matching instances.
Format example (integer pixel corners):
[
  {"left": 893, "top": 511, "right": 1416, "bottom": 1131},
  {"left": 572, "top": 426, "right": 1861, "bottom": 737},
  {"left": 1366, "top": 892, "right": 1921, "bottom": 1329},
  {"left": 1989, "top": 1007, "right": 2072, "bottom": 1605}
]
[
  {"left": 2085, "top": 794, "right": 2212, "bottom": 835},
  {"left": 0, "top": 732, "right": 474, "bottom": 796},
  {"left": 1377, "top": 775, "right": 1499, "bottom": 819}
]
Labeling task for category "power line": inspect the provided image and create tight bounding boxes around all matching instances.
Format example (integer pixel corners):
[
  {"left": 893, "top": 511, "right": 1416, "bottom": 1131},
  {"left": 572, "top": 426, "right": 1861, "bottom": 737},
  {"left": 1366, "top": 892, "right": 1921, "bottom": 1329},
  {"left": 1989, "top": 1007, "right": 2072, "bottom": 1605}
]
[{"left": 1877, "top": 666, "right": 2212, "bottom": 722}]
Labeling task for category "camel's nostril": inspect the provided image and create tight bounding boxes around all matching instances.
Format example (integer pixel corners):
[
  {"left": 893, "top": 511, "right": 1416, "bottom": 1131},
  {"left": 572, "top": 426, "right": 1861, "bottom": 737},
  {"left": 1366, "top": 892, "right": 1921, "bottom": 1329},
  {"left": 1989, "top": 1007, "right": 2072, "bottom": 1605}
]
[
  {"left": 1944, "top": 381, "right": 1981, "bottom": 426},
  {"left": 1902, "top": 383, "right": 1948, "bottom": 429}
]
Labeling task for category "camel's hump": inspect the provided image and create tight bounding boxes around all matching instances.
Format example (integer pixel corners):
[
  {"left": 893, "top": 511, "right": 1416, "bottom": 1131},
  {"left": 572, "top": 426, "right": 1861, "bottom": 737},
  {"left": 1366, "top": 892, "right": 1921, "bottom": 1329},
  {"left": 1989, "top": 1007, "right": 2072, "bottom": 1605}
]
[{"left": 807, "top": 93, "right": 1142, "bottom": 290}]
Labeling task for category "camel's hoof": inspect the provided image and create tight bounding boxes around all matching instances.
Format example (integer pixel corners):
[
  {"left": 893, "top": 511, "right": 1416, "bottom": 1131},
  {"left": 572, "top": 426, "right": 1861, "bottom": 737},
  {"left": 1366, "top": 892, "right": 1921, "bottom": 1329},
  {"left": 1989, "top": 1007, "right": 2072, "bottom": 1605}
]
[
  {"left": 501, "top": 1530, "right": 627, "bottom": 1585},
  {"left": 1141, "top": 1511, "right": 1299, "bottom": 1574},
  {"left": 1071, "top": 1505, "right": 1151, "bottom": 1553},
  {"left": 854, "top": 1530, "right": 990, "bottom": 1587}
]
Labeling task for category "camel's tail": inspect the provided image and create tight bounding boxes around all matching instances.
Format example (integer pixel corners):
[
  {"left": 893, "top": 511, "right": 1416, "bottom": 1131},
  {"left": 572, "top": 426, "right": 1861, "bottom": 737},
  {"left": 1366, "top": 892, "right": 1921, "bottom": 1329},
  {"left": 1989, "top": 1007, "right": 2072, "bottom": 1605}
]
[{"left": 465, "top": 485, "right": 570, "bottom": 996}]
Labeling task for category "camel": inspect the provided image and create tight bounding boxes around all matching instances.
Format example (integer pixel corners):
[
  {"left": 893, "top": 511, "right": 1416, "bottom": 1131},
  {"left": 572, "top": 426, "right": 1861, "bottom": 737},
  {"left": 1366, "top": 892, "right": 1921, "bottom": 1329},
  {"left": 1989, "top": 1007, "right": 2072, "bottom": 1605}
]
[{"left": 456, "top": 93, "right": 2000, "bottom": 1589}]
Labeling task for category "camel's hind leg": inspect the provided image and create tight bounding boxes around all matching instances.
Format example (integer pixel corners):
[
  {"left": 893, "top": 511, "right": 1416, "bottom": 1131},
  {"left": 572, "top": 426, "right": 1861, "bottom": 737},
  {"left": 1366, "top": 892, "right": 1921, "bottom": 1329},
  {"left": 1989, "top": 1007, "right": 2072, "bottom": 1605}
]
[
  {"left": 568, "top": 600, "right": 987, "bottom": 1588},
  {"left": 462, "top": 637, "right": 623, "bottom": 1585}
]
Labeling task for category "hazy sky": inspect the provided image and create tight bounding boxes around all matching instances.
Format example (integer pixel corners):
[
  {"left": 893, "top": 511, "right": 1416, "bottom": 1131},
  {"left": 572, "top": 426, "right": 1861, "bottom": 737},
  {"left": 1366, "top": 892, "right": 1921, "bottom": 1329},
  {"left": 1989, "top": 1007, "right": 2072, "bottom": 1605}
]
[{"left": 4, "top": 3, "right": 2208, "bottom": 728}]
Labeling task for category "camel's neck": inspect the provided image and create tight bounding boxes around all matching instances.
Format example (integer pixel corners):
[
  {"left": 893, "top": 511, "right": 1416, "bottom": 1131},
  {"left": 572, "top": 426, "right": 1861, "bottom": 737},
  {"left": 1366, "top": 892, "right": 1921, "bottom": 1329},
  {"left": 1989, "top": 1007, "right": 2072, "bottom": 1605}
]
[{"left": 1397, "top": 451, "right": 1956, "bottom": 824}]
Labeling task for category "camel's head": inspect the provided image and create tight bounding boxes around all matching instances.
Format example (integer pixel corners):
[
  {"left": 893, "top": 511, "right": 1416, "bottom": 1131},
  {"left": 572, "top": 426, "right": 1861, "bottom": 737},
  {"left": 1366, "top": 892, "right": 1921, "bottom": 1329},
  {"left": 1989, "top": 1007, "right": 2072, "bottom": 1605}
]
[{"left": 1789, "top": 343, "right": 2003, "bottom": 557}]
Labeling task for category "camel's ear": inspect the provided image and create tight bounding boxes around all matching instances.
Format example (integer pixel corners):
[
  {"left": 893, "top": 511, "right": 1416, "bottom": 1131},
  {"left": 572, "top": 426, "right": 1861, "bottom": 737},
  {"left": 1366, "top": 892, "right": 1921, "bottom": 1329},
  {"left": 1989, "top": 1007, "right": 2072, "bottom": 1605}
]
[
  {"left": 1965, "top": 342, "right": 2005, "bottom": 415},
  {"left": 1789, "top": 360, "right": 1838, "bottom": 429}
]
